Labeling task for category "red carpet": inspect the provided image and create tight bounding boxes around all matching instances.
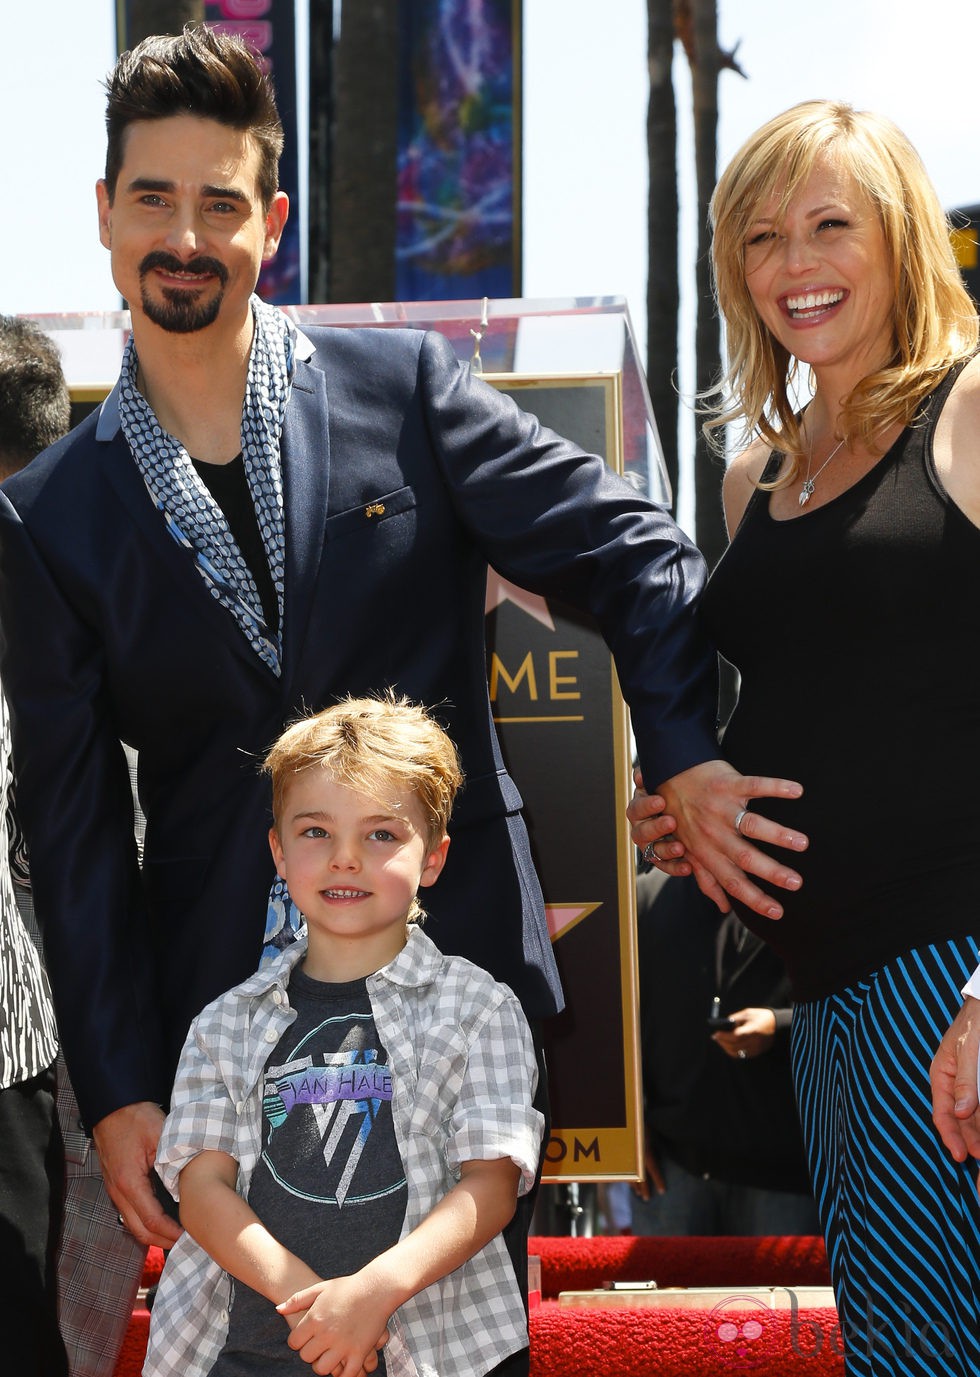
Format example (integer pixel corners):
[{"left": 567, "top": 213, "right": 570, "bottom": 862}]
[
  {"left": 113, "top": 1304, "right": 151, "bottom": 1377},
  {"left": 114, "top": 1237, "right": 841, "bottom": 1377},
  {"left": 529, "top": 1300, "right": 843, "bottom": 1376},
  {"left": 529, "top": 1233, "right": 831, "bottom": 1294},
  {"left": 527, "top": 1235, "right": 841, "bottom": 1377},
  {"left": 111, "top": 1249, "right": 161, "bottom": 1377}
]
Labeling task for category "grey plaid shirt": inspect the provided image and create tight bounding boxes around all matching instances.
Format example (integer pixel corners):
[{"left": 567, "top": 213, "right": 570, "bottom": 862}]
[{"left": 146, "top": 926, "right": 542, "bottom": 1377}]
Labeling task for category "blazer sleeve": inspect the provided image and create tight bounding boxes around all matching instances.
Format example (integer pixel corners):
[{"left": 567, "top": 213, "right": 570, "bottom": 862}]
[
  {"left": 415, "top": 330, "right": 720, "bottom": 786},
  {"left": 0, "top": 490, "right": 163, "bottom": 1129}
]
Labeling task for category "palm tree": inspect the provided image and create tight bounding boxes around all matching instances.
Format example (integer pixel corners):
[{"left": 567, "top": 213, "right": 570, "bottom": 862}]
[
  {"left": 684, "top": 0, "right": 726, "bottom": 568},
  {"left": 648, "top": 0, "right": 744, "bottom": 566},
  {"left": 646, "top": 0, "right": 680, "bottom": 501},
  {"left": 315, "top": 1, "right": 398, "bottom": 304}
]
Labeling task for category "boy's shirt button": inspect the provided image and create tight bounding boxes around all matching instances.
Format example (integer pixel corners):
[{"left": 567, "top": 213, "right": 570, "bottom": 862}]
[{"left": 264, "top": 1028, "right": 277, "bottom": 1043}]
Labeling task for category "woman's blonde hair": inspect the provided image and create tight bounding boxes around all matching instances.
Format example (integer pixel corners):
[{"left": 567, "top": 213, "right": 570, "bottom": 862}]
[{"left": 707, "top": 99, "right": 978, "bottom": 477}]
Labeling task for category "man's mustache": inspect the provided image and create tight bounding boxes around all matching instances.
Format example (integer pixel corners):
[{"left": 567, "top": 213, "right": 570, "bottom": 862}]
[{"left": 138, "top": 251, "right": 229, "bottom": 286}]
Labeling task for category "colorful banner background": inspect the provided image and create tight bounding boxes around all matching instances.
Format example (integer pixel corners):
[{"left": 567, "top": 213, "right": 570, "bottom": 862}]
[
  {"left": 203, "top": 0, "right": 302, "bottom": 304},
  {"left": 396, "top": 0, "right": 521, "bottom": 300}
]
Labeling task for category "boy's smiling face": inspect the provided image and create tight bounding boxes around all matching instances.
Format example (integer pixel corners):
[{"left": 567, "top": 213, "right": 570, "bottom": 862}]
[{"left": 268, "top": 766, "right": 449, "bottom": 980}]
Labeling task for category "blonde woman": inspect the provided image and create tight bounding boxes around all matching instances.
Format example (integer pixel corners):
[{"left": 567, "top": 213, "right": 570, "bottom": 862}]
[{"left": 631, "top": 100, "right": 980, "bottom": 1375}]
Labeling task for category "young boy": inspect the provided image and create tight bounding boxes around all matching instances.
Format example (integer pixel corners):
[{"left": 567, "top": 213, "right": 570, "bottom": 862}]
[{"left": 144, "top": 696, "right": 543, "bottom": 1377}]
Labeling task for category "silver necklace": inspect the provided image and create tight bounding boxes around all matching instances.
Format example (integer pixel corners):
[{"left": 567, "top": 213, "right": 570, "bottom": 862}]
[{"left": 799, "top": 438, "right": 846, "bottom": 507}]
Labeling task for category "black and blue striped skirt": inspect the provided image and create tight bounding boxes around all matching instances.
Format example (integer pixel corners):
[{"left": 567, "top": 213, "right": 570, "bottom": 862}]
[{"left": 792, "top": 936, "right": 980, "bottom": 1376}]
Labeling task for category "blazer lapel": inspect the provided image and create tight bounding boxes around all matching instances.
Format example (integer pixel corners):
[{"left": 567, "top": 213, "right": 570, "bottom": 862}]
[
  {"left": 98, "top": 426, "right": 279, "bottom": 686},
  {"left": 280, "top": 355, "right": 332, "bottom": 696}
]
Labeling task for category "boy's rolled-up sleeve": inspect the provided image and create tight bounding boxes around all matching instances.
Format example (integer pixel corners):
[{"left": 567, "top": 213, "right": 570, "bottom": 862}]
[
  {"left": 155, "top": 1014, "right": 242, "bottom": 1201},
  {"left": 445, "top": 990, "right": 543, "bottom": 1195}
]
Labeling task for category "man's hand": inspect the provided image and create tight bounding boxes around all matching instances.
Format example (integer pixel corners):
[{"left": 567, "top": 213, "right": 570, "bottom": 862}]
[
  {"left": 92, "top": 1101, "right": 183, "bottom": 1248},
  {"left": 931, "top": 997, "right": 980, "bottom": 1164},
  {"left": 628, "top": 760, "right": 808, "bottom": 920},
  {"left": 625, "top": 786, "right": 685, "bottom": 868}
]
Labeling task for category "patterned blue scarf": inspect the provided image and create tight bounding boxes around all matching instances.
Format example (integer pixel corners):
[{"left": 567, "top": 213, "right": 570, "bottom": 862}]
[
  {"left": 118, "top": 294, "right": 292, "bottom": 676},
  {"left": 119, "top": 295, "right": 304, "bottom": 959}
]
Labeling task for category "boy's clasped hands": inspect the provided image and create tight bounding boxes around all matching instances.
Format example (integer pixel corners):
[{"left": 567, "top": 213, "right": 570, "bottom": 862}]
[{"left": 278, "top": 1274, "right": 389, "bottom": 1376}]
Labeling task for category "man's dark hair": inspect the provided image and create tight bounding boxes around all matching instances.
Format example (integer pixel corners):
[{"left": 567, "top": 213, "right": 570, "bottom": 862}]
[
  {"left": 0, "top": 316, "right": 71, "bottom": 480},
  {"left": 104, "top": 23, "right": 283, "bottom": 209}
]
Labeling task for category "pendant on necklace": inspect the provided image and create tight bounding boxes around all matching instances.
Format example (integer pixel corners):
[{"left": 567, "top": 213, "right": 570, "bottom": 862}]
[{"left": 799, "top": 479, "right": 815, "bottom": 507}]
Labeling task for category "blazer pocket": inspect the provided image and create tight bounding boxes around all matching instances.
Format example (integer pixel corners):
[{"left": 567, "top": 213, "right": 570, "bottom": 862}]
[{"left": 323, "top": 485, "right": 417, "bottom": 542}]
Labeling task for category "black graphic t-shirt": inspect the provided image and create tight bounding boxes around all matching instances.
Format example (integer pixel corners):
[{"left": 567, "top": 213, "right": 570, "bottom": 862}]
[{"left": 210, "top": 969, "right": 407, "bottom": 1375}]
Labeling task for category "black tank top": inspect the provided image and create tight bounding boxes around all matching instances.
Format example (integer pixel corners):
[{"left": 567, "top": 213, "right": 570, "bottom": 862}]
[{"left": 700, "top": 363, "right": 980, "bottom": 999}]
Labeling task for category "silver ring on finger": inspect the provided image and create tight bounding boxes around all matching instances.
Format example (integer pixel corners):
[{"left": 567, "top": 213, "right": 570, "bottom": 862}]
[
  {"left": 737, "top": 1049, "right": 747, "bottom": 1060},
  {"left": 643, "top": 841, "right": 662, "bottom": 866},
  {"left": 734, "top": 808, "right": 749, "bottom": 836}
]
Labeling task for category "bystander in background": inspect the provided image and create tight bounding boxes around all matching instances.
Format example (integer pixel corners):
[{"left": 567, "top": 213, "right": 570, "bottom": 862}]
[
  {"left": 0, "top": 314, "right": 148, "bottom": 1377},
  {"left": 0, "top": 313, "right": 69, "bottom": 1375},
  {"left": 631, "top": 871, "right": 818, "bottom": 1236}
]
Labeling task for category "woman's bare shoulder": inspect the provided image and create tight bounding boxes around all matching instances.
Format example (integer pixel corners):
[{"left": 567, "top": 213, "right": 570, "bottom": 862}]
[
  {"left": 934, "top": 353, "right": 980, "bottom": 508},
  {"left": 946, "top": 351, "right": 980, "bottom": 409},
  {"left": 722, "top": 438, "right": 774, "bottom": 535}
]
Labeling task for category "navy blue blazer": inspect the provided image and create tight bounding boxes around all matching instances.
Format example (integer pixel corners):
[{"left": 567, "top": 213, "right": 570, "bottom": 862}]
[{"left": 0, "top": 326, "right": 719, "bottom": 1128}]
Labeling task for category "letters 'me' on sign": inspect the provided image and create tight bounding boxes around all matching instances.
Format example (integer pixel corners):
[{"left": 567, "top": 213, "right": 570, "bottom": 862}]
[{"left": 484, "top": 373, "right": 642, "bottom": 1182}]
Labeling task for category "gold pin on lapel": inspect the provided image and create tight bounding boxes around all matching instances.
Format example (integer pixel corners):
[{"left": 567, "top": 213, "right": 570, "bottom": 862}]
[{"left": 365, "top": 503, "right": 386, "bottom": 519}]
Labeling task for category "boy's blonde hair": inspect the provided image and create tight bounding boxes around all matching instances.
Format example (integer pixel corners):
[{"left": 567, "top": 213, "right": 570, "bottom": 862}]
[
  {"left": 264, "top": 694, "right": 463, "bottom": 851},
  {"left": 707, "top": 99, "right": 978, "bottom": 478}
]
